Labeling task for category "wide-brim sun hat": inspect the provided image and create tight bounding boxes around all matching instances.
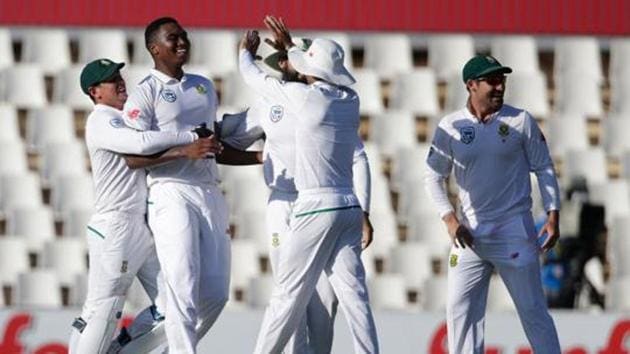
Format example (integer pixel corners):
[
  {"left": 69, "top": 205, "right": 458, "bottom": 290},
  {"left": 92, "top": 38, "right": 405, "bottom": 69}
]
[{"left": 287, "top": 38, "right": 355, "bottom": 86}]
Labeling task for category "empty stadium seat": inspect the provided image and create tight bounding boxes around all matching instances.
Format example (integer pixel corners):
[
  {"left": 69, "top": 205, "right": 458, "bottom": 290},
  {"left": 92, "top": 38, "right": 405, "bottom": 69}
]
[
  {"left": 247, "top": 274, "right": 274, "bottom": 308},
  {"left": 42, "top": 238, "right": 87, "bottom": 286},
  {"left": 53, "top": 65, "right": 94, "bottom": 110},
  {"left": 608, "top": 216, "right": 630, "bottom": 278},
  {"left": 368, "top": 209, "right": 399, "bottom": 258},
  {"left": 428, "top": 35, "right": 475, "bottom": 81},
  {"left": 1, "top": 64, "right": 47, "bottom": 109},
  {"left": 0, "top": 104, "right": 21, "bottom": 143},
  {"left": 21, "top": 29, "right": 71, "bottom": 75},
  {"left": 0, "top": 28, "right": 13, "bottom": 71},
  {"left": 40, "top": 141, "right": 88, "bottom": 186},
  {"left": 444, "top": 72, "right": 469, "bottom": 113},
  {"left": 363, "top": 34, "right": 413, "bottom": 80},
  {"left": 387, "top": 242, "right": 431, "bottom": 291},
  {"left": 421, "top": 275, "right": 448, "bottom": 311},
  {"left": 554, "top": 75, "right": 604, "bottom": 119},
  {"left": 235, "top": 209, "right": 270, "bottom": 255},
  {"left": 50, "top": 174, "right": 95, "bottom": 218},
  {"left": 504, "top": 71, "right": 550, "bottom": 119},
  {"left": 405, "top": 211, "right": 451, "bottom": 259},
  {"left": 388, "top": 69, "right": 440, "bottom": 117},
  {"left": 390, "top": 144, "right": 431, "bottom": 192},
  {"left": 609, "top": 73, "right": 630, "bottom": 114},
  {"left": 621, "top": 151, "right": 630, "bottom": 179},
  {"left": 129, "top": 30, "right": 152, "bottom": 65},
  {"left": 226, "top": 175, "right": 269, "bottom": 222},
  {"left": 15, "top": 270, "right": 62, "bottom": 308},
  {"left": 554, "top": 36, "right": 603, "bottom": 85},
  {"left": 78, "top": 29, "right": 128, "bottom": 64},
  {"left": 220, "top": 71, "right": 259, "bottom": 109},
  {"left": 63, "top": 207, "right": 94, "bottom": 237},
  {"left": 6, "top": 206, "right": 56, "bottom": 255},
  {"left": 0, "top": 173, "right": 43, "bottom": 213},
  {"left": 351, "top": 69, "right": 385, "bottom": 116},
  {"left": 230, "top": 239, "right": 261, "bottom": 290},
  {"left": 491, "top": 36, "right": 539, "bottom": 74},
  {"left": 602, "top": 115, "right": 630, "bottom": 158},
  {"left": 369, "top": 110, "right": 417, "bottom": 158},
  {"left": 605, "top": 276, "right": 630, "bottom": 311},
  {"left": 396, "top": 178, "right": 436, "bottom": 226},
  {"left": 368, "top": 274, "right": 408, "bottom": 310},
  {"left": 545, "top": 114, "right": 589, "bottom": 158},
  {"left": 563, "top": 148, "right": 608, "bottom": 185},
  {"left": 0, "top": 237, "right": 30, "bottom": 286},
  {"left": 190, "top": 30, "right": 238, "bottom": 78},
  {"left": 609, "top": 38, "right": 630, "bottom": 84},
  {"left": 26, "top": 104, "right": 77, "bottom": 153},
  {"left": 0, "top": 141, "right": 29, "bottom": 176}
]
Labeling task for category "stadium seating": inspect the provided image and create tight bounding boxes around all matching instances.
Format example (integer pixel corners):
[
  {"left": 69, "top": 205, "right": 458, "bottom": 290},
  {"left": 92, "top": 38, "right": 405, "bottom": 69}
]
[
  {"left": 363, "top": 34, "right": 413, "bottom": 80},
  {"left": 53, "top": 65, "right": 94, "bottom": 110},
  {"left": 605, "top": 276, "right": 630, "bottom": 311},
  {"left": 15, "top": 270, "right": 62, "bottom": 308},
  {"left": 63, "top": 207, "right": 93, "bottom": 237},
  {"left": 428, "top": 35, "right": 474, "bottom": 81},
  {"left": 0, "top": 28, "right": 13, "bottom": 71},
  {"left": 0, "top": 237, "right": 30, "bottom": 286},
  {"left": 352, "top": 69, "right": 385, "bottom": 116},
  {"left": 190, "top": 30, "right": 239, "bottom": 78},
  {"left": 545, "top": 114, "right": 589, "bottom": 158},
  {"left": 368, "top": 274, "right": 409, "bottom": 310},
  {"left": 0, "top": 141, "right": 29, "bottom": 175},
  {"left": 6, "top": 206, "right": 56, "bottom": 255},
  {"left": 78, "top": 29, "right": 129, "bottom": 64},
  {"left": 21, "top": 29, "right": 70, "bottom": 75},
  {"left": 388, "top": 69, "right": 440, "bottom": 118},
  {"left": 369, "top": 110, "right": 417, "bottom": 158},
  {"left": 491, "top": 36, "right": 540, "bottom": 74},
  {"left": 26, "top": 104, "right": 77, "bottom": 153},
  {"left": 387, "top": 242, "right": 431, "bottom": 291},
  {"left": 41, "top": 238, "right": 87, "bottom": 286},
  {"left": 1, "top": 64, "right": 47, "bottom": 109},
  {"left": 0, "top": 173, "right": 44, "bottom": 214},
  {"left": 247, "top": 274, "right": 274, "bottom": 308},
  {"left": 421, "top": 275, "right": 448, "bottom": 311},
  {"left": 554, "top": 36, "right": 603, "bottom": 85},
  {"left": 0, "top": 104, "right": 21, "bottom": 143},
  {"left": 503, "top": 71, "right": 550, "bottom": 119}
]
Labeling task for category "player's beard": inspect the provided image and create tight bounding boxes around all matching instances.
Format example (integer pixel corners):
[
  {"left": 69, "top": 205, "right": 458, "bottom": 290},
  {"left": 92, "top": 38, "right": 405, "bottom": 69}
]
[{"left": 488, "top": 91, "right": 504, "bottom": 110}]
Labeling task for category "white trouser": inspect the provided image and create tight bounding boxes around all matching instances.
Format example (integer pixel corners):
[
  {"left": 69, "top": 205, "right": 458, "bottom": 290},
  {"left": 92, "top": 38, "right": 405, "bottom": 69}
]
[
  {"left": 255, "top": 191, "right": 379, "bottom": 354},
  {"left": 447, "top": 212, "right": 561, "bottom": 354},
  {"left": 147, "top": 182, "right": 231, "bottom": 354},
  {"left": 266, "top": 190, "right": 339, "bottom": 354},
  {"left": 70, "top": 211, "right": 163, "bottom": 354}
]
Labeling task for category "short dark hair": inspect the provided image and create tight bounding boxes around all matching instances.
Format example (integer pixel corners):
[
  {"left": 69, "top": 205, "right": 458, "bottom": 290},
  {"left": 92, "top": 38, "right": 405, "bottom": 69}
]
[{"left": 144, "top": 17, "right": 179, "bottom": 50}]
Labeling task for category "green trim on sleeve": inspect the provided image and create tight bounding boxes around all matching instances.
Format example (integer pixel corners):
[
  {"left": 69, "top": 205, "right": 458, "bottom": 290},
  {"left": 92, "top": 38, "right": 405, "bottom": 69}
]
[
  {"left": 87, "top": 226, "right": 105, "bottom": 239},
  {"left": 294, "top": 205, "right": 361, "bottom": 218}
]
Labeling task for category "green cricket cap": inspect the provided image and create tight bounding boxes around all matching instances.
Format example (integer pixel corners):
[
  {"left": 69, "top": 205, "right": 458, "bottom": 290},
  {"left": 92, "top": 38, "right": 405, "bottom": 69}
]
[
  {"left": 462, "top": 55, "right": 512, "bottom": 82},
  {"left": 264, "top": 38, "right": 313, "bottom": 72},
  {"left": 80, "top": 58, "right": 125, "bottom": 94}
]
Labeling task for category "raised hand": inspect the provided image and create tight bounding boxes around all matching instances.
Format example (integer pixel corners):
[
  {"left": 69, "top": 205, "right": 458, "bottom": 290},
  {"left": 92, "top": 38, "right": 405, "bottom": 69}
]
[
  {"left": 239, "top": 30, "right": 261, "bottom": 55},
  {"left": 263, "top": 15, "right": 293, "bottom": 50}
]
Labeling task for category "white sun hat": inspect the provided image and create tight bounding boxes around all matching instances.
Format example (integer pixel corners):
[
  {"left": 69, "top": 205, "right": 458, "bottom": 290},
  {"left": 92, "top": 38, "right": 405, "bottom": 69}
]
[{"left": 288, "top": 38, "right": 355, "bottom": 86}]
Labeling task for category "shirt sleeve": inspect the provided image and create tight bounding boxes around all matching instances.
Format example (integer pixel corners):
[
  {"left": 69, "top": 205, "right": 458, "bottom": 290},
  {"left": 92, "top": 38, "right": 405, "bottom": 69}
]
[
  {"left": 90, "top": 115, "right": 196, "bottom": 155},
  {"left": 352, "top": 139, "right": 371, "bottom": 213},
  {"left": 122, "top": 83, "right": 155, "bottom": 131},
  {"left": 220, "top": 107, "right": 265, "bottom": 150},
  {"left": 522, "top": 112, "right": 561, "bottom": 211},
  {"left": 424, "top": 120, "right": 455, "bottom": 217},
  {"left": 239, "top": 49, "right": 307, "bottom": 113}
]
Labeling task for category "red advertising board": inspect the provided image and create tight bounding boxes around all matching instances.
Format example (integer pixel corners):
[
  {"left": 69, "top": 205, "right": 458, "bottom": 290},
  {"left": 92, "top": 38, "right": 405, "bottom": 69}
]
[{"left": 0, "top": 0, "right": 628, "bottom": 35}]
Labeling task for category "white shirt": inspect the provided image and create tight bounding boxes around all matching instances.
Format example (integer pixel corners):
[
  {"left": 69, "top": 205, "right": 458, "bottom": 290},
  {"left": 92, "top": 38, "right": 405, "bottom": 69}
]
[
  {"left": 424, "top": 104, "right": 560, "bottom": 226},
  {"left": 221, "top": 96, "right": 372, "bottom": 212},
  {"left": 123, "top": 69, "right": 220, "bottom": 186},
  {"left": 239, "top": 49, "right": 362, "bottom": 207},
  {"left": 85, "top": 104, "right": 195, "bottom": 214}
]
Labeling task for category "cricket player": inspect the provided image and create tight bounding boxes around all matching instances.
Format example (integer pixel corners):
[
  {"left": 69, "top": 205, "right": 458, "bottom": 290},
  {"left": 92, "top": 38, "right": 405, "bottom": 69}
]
[
  {"left": 424, "top": 55, "right": 562, "bottom": 353},
  {"left": 221, "top": 37, "right": 373, "bottom": 354},
  {"left": 122, "top": 17, "right": 239, "bottom": 353},
  {"left": 239, "top": 16, "right": 379, "bottom": 354},
  {"left": 70, "top": 59, "right": 218, "bottom": 354}
]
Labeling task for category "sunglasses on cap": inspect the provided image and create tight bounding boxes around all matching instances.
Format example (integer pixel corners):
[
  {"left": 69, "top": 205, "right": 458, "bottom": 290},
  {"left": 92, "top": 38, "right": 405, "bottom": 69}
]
[{"left": 476, "top": 75, "right": 506, "bottom": 86}]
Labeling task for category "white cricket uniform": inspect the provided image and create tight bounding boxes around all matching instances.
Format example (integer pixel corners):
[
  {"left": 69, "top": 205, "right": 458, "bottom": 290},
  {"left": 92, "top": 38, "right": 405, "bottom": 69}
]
[
  {"left": 223, "top": 96, "right": 371, "bottom": 354},
  {"left": 123, "top": 70, "right": 231, "bottom": 354},
  {"left": 239, "top": 49, "right": 379, "bottom": 354},
  {"left": 425, "top": 104, "right": 562, "bottom": 354},
  {"left": 70, "top": 103, "right": 196, "bottom": 354}
]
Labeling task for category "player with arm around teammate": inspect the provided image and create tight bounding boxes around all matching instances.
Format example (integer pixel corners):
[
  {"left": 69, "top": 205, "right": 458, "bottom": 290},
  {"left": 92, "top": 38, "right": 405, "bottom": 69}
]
[
  {"left": 424, "top": 55, "right": 562, "bottom": 354},
  {"left": 221, "top": 36, "right": 374, "bottom": 354},
  {"left": 239, "top": 17, "right": 379, "bottom": 354},
  {"left": 69, "top": 59, "right": 218, "bottom": 354}
]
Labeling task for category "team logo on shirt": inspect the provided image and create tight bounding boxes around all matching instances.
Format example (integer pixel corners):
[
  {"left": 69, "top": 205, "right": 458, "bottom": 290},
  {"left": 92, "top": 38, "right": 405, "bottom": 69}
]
[
  {"left": 109, "top": 117, "right": 124, "bottom": 128},
  {"left": 271, "top": 233, "right": 280, "bottom": 247},
  {"left": 161, "top": 89, "right": 177, "bottom": 102},
  {"left": 270, "top": 105, "right": 284, "bottom": 122},
  {"left": 449, "top": 254, "right": 458, "bottom": 267},
  {"left": 498, "top": 123, "right": 510, "bottom": 137},
  {"left": 195, "top": 84, "right": 207, "bottom": 94},
  {"left": 459, "top": 126, "right": 475, "bottom": 144}
]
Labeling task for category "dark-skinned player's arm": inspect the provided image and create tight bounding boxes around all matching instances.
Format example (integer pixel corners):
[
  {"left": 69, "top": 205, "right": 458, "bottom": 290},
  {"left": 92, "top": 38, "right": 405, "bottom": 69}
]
[
  {"left": 124, "top": 136, "right": 221, "bottom": 169},
  {"left": 216, "top": 143, "right": 263, "bottom": 165}
]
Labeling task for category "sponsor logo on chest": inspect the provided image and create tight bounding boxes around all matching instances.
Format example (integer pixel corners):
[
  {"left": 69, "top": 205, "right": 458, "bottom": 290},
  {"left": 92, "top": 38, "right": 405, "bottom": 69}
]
[{"left": 161, "top": 89, "right": 177, "bottom": 103}]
